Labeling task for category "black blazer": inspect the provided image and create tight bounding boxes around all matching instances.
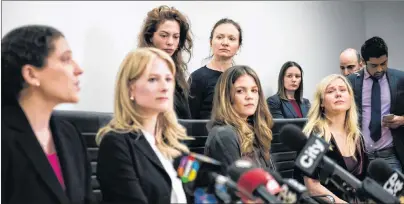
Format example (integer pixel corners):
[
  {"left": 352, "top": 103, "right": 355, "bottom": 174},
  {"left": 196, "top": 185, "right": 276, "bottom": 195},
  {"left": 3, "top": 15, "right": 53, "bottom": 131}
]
[
  {"left": 2, "top": 104, "right": 94, "bottom": 204},
  {"left": 174, "top": 83, "right": 192, "bottom": 119},
  {"left": 96, "top": 130, "right": 189, "bottom": 204},
  {"left": 347, "top": 68, "right": 404, "bottom": 169},
  {"left": 266, "top": 94, "right": 311, "bottom": 118}
]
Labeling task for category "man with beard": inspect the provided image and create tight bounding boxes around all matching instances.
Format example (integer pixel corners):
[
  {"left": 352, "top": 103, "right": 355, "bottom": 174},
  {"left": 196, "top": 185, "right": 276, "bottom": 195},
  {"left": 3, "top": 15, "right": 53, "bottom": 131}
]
[{"left": 348, "top": 36, "right": 404, "bottom": 172}]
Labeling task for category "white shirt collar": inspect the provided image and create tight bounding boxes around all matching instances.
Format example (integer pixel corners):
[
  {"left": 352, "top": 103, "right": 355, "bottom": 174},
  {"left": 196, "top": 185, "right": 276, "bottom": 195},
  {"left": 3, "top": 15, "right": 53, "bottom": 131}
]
[
  {"left": 140, "top": 129, "right": 187, "bottom": 203},
  {"left": 141, "top": 129, "right": 156, "bottom": 147}
]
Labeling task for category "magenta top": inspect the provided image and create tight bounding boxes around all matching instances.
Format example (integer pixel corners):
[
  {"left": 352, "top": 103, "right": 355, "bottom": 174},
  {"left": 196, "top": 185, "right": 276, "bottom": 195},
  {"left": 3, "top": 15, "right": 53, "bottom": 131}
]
[{"left": 47, "top": 153, "right": 65, "bottom": 189}]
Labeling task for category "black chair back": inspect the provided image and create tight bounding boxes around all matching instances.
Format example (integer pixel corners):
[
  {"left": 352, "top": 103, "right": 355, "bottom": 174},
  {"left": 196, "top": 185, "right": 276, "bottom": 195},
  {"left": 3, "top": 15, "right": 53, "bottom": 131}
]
[
  {"left": 53, "top": 110, "right": 308, "bottom": 203},
  {"left": 52, "top": 110, "right": 112, "bottom": 203}
]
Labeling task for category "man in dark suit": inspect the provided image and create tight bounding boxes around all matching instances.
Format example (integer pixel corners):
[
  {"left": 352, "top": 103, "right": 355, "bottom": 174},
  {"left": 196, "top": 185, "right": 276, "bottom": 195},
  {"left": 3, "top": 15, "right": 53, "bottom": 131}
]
[{"left": 347, "top": 36, "right": 404, "bottom": 171}]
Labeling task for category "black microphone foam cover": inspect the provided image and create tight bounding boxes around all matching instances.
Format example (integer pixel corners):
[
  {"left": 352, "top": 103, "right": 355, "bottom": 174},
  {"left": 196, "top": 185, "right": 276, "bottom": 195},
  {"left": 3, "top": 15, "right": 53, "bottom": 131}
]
[
  {"left": 368, "top": 158, "right": 395, "bottom": 184},
  {"left": 279, "top": 124, "right": 308, "bottom": 153},
  {"left": 227, "top": 159, "right": 257, "bottom": 182}
]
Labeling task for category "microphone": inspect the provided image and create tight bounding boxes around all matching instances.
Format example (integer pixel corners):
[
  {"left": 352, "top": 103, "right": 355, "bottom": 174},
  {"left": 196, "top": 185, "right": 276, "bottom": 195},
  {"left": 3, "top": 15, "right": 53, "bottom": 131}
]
[
  {"left": 279, "top": 124, "right": 331, "bottom": 177},
  {"left": 176, "top": 153, "right": 252, "bottom": 203},
  {"left": 228, "top": 160, "right": 282, "bottom": 203},
  {"left": 177, "top": 154, "right": 200, "bottom": 183},
  {"left": 268, "top": 170, "right": 320, "bottom": 204},
  {"left": 193, "top": 187, "right": 218, "bottom": 203},
  {"left": 279, "top": 124, "right": 400, "bottom": 204},
  {"left": 368, "top": 159, "right": 404, "bottom": 202},
  {"left": 210, "top": 172, "right": 256, "bottom": 203},
  {"left": 174, "top": 152, "right": 224, "bottom": 202},
  {"left": 176, "top": 152, "right": 222, "bottom": 183}
]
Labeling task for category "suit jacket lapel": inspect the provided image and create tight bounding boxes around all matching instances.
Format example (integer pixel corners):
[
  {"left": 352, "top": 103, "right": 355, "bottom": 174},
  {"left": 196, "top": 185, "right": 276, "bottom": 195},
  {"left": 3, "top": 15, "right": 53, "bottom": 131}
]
[
  {"left": 387, "top": 69, "right": 398, "bottom": 113},
  {"left": 51, "top": 117, "right": 76, "bottom": 201},
  {"left": 300, "top": 101, "right": 309, "bottom": 117},
  {"left": 282, "top": 100, "right": 298, "bottom": 118},
  {"left": 354, "top": 69, "right": 365, "bottom": 121},
  {"left": 132, "top": 132, "right": 166, "bottom": 174},
  {"left": 7, "top": 105, "right": 70, "bottom": 204}
]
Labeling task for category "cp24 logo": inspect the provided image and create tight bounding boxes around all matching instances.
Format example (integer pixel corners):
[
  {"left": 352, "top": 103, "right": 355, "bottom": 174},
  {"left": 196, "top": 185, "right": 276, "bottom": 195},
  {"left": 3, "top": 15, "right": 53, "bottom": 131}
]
[
  {"left": 177, "top": 155, "right": 200, "bottom": 183},
  {"left": 384, "top": 172, "right": 404, "bottom": 196}
]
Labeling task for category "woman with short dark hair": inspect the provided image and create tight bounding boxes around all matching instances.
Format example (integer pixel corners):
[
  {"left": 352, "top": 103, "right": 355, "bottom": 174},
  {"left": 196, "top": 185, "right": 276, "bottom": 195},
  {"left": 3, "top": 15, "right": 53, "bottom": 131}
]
[{"left": 2, "top": 25, "right": 93, "bottom": 204}]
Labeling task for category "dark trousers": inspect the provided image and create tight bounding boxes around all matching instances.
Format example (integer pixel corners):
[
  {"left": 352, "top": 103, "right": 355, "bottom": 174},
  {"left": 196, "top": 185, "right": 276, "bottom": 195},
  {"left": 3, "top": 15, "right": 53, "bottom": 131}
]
[{"left": 367, "top": 147, "right": 402, "bottom": 172}]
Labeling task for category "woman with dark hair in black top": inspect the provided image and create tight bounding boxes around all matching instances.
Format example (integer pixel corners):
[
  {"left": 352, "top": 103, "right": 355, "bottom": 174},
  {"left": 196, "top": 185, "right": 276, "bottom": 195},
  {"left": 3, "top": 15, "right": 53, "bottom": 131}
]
[
  {"left": 188, "top": 18, "right": 243, "bottom": 119},
  {"left": 2, "top": 25, "right": 93, "bottom": 204}
]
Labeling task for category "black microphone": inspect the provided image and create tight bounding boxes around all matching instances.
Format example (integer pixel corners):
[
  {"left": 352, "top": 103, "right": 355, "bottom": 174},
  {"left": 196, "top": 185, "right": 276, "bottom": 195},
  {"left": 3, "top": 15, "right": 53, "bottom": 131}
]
[
  {"left": 209, "top": 172, "right": 256, "bottom": 203},
  {"left": 279, "top": 124, "right": 400, "bottom": 204},
  {"left": 175, "top": 152, "right": 222, "bottom": 183},
  {"left": 368, "top": 159, "right": 404, "bottom": 202},
  {"left": 173, "top": 152, "right": 224, "bottom": 202},
  {"left": 175, "top": 153, "right": 253, "bottom": 203},
  {"left": 268, "top": 170, "right": 320, "bottom": 204},
  {"left": 227, "top": 160, "right": 282, "bottom": 203}
]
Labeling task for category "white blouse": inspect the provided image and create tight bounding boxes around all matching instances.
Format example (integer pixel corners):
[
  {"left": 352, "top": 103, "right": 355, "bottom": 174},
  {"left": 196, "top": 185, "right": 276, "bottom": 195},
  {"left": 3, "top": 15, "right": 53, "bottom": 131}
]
[{"left": 141, "top": 130, "right": 187, "bottom": 203}]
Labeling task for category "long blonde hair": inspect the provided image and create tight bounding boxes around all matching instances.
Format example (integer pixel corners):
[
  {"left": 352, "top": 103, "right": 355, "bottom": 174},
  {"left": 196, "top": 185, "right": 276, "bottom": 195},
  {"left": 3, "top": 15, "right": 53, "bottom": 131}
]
[
  {"left": 210, "top": 65, "right": 273, "bottom": 160},
  {"left": 303, "top": 74, "right": 361, "bottom": 158},
  {"left": 96, "top": 47, "right": 193, "bottom": 159}
]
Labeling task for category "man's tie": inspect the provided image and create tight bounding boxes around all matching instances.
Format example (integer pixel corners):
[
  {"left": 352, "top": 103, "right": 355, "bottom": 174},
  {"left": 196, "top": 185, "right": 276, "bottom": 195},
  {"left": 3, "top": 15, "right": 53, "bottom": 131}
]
[{"left": 369, "top": 77, "right": 382, "bottom": 142}]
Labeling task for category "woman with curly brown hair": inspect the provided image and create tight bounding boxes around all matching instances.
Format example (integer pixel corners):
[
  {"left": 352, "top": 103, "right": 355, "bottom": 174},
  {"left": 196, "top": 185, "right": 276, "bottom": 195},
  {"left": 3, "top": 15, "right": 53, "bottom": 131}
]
[{"left": 137, "top": 5, "right": 194, "bottom": 119}]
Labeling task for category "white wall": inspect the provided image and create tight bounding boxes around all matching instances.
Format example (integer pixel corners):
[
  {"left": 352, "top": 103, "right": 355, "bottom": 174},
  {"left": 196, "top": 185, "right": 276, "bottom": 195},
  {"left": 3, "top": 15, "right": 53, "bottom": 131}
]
[
  {"left": 2, "top": 1, "right": 367, "bottom": 112},
  {"left": 363, "top": 1, "right": 404, "bottom": 71}
]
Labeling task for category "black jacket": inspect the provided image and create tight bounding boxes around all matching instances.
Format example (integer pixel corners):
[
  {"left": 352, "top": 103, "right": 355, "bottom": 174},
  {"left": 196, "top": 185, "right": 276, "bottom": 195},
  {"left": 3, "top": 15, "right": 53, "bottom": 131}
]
[
  {"left": 96, "top": 130, "right": 190, "bottom": 204},
  {"left": 2, "top": 104, "right": 94, "bottom": 204},
  {"left": 266, "top": 93, "right": 311, "bottom": 118}
]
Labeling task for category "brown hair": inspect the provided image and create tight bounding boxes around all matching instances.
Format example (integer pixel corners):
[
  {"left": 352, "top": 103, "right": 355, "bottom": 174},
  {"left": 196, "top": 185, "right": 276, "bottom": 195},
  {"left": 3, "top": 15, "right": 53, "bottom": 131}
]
[
  {"left": 277, "top": 61, "right": 304, "bottom": 102},
  {"left": 203, "top": 18, "right": 243, "bottom": 64},
  {"left": 137, "top": 5, "right": 193, "bottom": 98},
  {"left": 210, "top": 65, "right": 273, "bottom": 160}
]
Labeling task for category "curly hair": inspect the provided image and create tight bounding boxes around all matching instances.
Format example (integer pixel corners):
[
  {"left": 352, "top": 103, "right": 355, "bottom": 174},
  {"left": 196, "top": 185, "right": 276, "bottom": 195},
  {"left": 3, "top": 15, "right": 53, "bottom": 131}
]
[
  {"left": 137, "top": 5, "right": 193, "bottom": 98},
  {"left": 2, "top": 25, "right": 64, "bottom": 105}
]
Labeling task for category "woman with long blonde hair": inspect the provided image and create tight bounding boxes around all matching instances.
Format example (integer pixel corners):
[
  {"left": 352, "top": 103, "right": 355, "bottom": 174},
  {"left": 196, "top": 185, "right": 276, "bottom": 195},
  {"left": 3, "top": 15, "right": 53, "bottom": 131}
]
[
  {"left": 302, "top": 74, "right": 367, "bottom": 203},
  {"left": 204, "top": 65, "right": 276, "bottom": 175},
  {"left": 96, "top": 47, "right": 193, "bottom": 204}
]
